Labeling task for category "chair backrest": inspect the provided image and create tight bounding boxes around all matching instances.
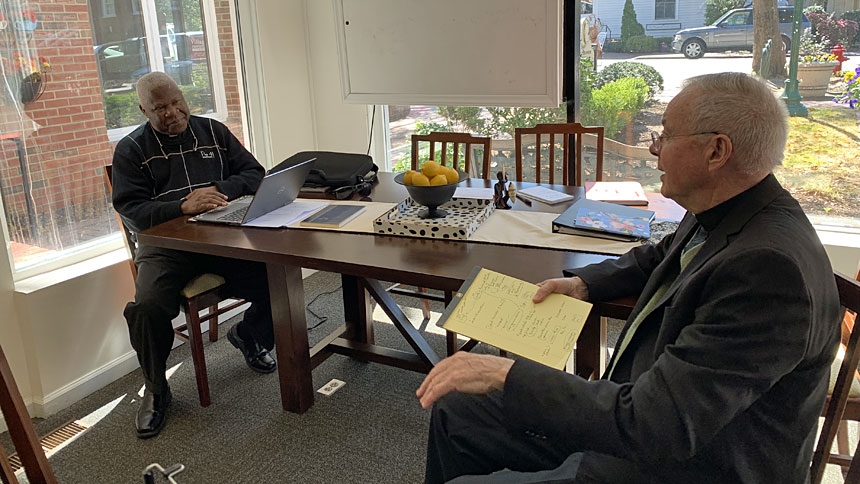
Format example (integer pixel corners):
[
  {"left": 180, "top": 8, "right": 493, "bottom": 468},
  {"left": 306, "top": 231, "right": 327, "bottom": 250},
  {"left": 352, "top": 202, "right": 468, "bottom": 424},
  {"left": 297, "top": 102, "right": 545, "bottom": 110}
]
[
  {"left": 103, "top": 165, "right": 138, "bottom": 280},
  {"left": 810, "top": 269, "right": 860, "bottom": 484},
  {"left": 0, "top": 343, "right": 58, "bottom": 484},
  {"left": 411, "top": 132, "right": 492, "bottom": 180},
  {"left": 514, "top": 122, "right": 604, "bottom": 186}
]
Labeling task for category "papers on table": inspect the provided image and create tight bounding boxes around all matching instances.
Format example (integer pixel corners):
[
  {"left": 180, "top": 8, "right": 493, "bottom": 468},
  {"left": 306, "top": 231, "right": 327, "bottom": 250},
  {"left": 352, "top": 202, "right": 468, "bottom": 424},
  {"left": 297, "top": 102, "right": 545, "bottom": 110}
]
[
  {"left": 454, "top": 187, "right": 495, "bottom": 199},
  {"left": 516, "top": 186, "right": 575, "bottom": 205},
  {"left": 242, "top": 200, "right": 329, "bottom": 228}
]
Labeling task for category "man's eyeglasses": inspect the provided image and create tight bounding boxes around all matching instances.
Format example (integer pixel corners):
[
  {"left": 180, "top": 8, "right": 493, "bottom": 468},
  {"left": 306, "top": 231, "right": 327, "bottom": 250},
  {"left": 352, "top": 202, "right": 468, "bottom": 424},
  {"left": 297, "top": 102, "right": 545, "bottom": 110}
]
[
  {"left": 330, "top": 180, "right": 372, "bottom": 200},
  {"left": 650, "top": 130, "right": 720, "bottom": 152}
]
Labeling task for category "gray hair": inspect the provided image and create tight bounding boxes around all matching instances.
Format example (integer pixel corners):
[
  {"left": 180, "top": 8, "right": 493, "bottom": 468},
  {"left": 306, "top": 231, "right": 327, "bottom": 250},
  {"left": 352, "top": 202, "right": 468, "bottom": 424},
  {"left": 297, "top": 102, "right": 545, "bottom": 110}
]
[
  {"left": 136, "top": 72, "right": 179, "bottom": 104},
  {"left": 681, "top": 73, "right": 788, "bottom": 175}
]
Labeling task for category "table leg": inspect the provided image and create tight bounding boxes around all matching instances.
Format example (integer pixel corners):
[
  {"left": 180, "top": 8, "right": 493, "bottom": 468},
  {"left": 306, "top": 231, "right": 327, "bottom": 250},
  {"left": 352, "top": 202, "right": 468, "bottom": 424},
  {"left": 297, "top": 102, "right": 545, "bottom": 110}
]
[
  {"left": 266, "top": 263, "right": 313, "bottom": 413},
  {"left": 341, "top": 274, "right": 374, "bottom": 344},
  {"left": 574, "top": 311, "right": 606, "bottom": 380}
]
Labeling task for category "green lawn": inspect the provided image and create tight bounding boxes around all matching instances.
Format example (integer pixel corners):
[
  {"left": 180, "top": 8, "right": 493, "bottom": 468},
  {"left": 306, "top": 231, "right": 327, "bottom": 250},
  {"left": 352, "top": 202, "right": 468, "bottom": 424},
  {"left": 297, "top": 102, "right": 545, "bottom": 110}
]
[{"left": 777, "top": 106, "right": 860, "bottom": 217}]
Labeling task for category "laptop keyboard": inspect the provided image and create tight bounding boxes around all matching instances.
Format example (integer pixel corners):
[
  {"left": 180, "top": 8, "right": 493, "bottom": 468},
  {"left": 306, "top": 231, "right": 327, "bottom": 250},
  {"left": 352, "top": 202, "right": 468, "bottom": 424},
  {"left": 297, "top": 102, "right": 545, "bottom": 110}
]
[{"left": 217, "top": 206, "right": 249, "bottom": 222}]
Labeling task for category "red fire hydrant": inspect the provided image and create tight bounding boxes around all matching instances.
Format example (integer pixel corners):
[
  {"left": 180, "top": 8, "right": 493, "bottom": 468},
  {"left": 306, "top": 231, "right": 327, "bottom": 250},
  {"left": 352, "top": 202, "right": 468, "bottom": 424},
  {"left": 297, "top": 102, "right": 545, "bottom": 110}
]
[{"left": 832, "top": 43, "right": 849, "bottom": 74}]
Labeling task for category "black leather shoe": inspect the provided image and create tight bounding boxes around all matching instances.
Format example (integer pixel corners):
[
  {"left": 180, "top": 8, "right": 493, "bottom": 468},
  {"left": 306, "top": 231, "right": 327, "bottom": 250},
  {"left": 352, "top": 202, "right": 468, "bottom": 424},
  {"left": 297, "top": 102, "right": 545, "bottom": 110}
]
[
  {"left": 136, "top": 388, "right": 171, "bottom": 439},
  {"left": 227, "top": 324, "right": 277, "bottom": 374}
]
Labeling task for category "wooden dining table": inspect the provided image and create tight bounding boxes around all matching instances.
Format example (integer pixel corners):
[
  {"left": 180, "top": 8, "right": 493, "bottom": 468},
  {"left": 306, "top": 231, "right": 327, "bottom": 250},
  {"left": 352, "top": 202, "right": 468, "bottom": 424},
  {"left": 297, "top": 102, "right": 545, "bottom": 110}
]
[{"left": 138, "top": 172, "right": 684, "bottom": 413}]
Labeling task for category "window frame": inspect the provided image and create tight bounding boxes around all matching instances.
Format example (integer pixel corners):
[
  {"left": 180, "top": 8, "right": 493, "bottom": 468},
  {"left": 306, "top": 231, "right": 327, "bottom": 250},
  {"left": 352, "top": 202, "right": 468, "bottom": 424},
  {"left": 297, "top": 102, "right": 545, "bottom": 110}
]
[
  {"left": 654, "top": 0, "right": 676, "bottom": 21},
  {"left": 107, "top": 0, "right": 227, "bottom": 143}
]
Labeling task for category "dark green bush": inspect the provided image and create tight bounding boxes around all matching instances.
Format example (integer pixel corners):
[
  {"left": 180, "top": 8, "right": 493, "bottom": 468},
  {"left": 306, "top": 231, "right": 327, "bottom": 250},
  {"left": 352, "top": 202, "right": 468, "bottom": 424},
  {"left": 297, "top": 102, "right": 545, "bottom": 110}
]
[
  {"left": 625, "top": 35, "right": 658, "bottom": 53},
  {"left": 621, "top": 0, "right": 645, "bottom": 43},
  {"left": 602, "top": 38, "right": 624, "bottom": 53},
  {"left": 103, "top": 91, "right": 146, "bottom": 129},
  {"left": 582, "top": 77, "right": 649, "bottom": 138},
  {"left": 594, "top": 61, "right": 663, "bottom": 101},
  {"left": 704, "top": 0, "right": 744, "bottom": 25}
]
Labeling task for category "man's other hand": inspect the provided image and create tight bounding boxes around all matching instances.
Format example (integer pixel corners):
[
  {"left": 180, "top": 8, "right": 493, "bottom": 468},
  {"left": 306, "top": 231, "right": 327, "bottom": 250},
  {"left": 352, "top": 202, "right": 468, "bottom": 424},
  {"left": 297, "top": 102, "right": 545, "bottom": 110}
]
[
  {"left": 180, "top": 186, "right": 228, "bottom": 215},
  {"left": 533, "top": 276, "right": 589, "bottom": 303},
  {"left": 416, "top": 352, "right": 514, "bottom": 409}
]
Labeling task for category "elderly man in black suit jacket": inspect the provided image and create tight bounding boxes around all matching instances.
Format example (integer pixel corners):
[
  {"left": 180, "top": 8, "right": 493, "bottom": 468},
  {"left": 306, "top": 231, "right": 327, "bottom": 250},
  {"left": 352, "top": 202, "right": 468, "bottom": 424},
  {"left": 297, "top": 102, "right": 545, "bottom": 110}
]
[{"left": 417, "top": 73, "right": 840, "bottom": 484}]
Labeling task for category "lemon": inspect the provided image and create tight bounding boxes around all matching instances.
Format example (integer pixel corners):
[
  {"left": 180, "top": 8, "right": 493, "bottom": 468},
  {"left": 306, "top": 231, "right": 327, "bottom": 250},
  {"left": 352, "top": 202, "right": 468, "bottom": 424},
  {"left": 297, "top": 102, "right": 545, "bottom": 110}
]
[
  {"left": 444, "top": 167, "right": 459, "bottom": 184},
  {"left": 421, "top": 160, "right": 441, "bottom": 179},
  {"left": 412, "top": 173, "right": 430, "bottom": 186},
  {"left": 430, "top": 174, "right": 448, "bottom": 186},
  {"left": 404, "top": 170, "right": 416, "bottom": 185}
]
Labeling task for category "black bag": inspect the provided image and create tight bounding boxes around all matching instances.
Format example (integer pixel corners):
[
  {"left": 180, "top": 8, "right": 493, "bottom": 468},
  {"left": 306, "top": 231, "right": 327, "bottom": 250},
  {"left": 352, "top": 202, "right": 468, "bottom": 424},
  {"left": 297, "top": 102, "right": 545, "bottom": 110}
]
[{"left": 272, "top": 151, "right": 378, "bottom": 189}]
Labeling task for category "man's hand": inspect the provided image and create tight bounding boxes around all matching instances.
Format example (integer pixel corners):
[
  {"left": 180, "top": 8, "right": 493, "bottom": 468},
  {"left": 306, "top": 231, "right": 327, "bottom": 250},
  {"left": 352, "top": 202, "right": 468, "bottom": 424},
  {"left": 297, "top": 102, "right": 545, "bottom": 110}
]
[
  {"left": 533, "top": 276, "right": 589, "bottom": 303},
  {"left": 180, "top": 186, "right": 228, "bottom": 215},
  {"left": 416, "top": 352, "right": 514, "bottom": 409}
]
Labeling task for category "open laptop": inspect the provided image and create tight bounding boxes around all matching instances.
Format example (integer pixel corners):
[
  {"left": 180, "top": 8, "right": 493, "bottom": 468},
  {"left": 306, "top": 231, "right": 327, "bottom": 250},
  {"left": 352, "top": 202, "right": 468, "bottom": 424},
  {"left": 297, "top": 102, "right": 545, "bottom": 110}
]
[{"left": 191, "top": 157, "right": 315, "bottom": 225}]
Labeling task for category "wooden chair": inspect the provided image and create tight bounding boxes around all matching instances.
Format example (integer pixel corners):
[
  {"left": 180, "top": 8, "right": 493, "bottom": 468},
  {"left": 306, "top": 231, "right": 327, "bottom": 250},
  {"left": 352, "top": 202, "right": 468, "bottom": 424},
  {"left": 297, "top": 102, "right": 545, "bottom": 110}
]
[
  {"left": 1, "top": 342, "right": 58, "bottom": 484},
  {"left": 391, "top": 133, "right": 492, "bottom": 322},
  {"left": 513, "top": 122, "right": 604, "bottom": 185},
  {"left": 410, "top": 132, "right": 492, "bottom": 180},
  {"left": 810, "top": 270, "right": 860, "bottom": 483},
  {"left": 399, "top": 132, "right": 492, "bottom": 352},
  {"left": 103, "top": 165, "right": 245, "bottom": 407}
]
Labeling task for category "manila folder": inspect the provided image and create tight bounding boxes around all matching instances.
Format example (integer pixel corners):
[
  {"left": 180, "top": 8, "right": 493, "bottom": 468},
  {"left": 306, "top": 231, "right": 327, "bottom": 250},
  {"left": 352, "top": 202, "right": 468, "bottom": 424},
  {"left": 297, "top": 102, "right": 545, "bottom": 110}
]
[{"left": 440, "top": 266, "right": 593, "bottom": 370}]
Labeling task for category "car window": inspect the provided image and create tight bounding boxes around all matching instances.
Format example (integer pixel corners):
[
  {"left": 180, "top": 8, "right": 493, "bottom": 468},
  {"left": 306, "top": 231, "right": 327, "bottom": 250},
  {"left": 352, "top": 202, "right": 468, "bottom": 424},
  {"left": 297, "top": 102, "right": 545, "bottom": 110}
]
[{"left": 722, "top": 12, "right": 751, "bottom": 26}]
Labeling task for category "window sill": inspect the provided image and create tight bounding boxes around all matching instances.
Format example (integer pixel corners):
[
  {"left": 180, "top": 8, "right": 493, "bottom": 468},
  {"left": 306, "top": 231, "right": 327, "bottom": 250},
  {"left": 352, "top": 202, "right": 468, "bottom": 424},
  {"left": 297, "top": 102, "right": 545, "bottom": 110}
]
[{"left": 14, "top": 249, "right": 130, "bottom": 295}]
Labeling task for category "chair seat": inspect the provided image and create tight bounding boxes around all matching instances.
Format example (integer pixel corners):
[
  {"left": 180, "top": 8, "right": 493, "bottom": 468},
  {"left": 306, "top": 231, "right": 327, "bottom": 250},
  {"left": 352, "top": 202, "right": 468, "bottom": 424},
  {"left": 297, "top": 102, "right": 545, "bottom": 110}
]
[
  {"left": 829, "top": 349, "right": 860, "bottom": 398},
  {"left": 181, "top": 273, "right": 227, "bottom": 298}
]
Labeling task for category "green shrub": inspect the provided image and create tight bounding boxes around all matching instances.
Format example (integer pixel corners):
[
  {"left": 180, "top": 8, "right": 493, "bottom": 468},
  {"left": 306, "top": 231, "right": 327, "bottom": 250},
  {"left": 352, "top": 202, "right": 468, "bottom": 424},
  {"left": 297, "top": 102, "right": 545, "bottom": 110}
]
[
  {"left": 602, "top": 38, "right": 624, "bottom": 53},
  {"left": 594, "top": 61, "right": 663, "bottom": 101},
  {"left": 483, "top": 106, "right": 566, "bottom": 139},
  {"left": 704, "top": 0, "right": 744, "bottom": 25},
  {"left": 103, "top": 91, "right": 146, "bottom": 129},
  {"left": 625, "top": 35, "right": 658, "bottom": 53},
  {"left": 582, "top": 77, "right": 649, "bottom": 138},
  {"left": 621, "top": 0, "right": 645, "bottom": 44}
]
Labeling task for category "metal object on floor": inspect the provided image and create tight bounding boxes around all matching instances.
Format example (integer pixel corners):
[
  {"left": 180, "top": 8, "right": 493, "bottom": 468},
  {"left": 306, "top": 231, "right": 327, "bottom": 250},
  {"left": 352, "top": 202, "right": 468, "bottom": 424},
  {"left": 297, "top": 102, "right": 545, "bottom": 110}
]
[{"left": 142, "top": 463, "right": 185, "bottom": 483}]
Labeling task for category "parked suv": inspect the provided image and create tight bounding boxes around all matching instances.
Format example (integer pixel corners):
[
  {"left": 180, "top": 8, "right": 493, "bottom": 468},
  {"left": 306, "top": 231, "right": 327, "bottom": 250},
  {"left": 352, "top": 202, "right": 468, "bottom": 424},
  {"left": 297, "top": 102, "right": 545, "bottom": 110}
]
[{"left": 672, "top": 6, "right": 810, "bottom": 59}]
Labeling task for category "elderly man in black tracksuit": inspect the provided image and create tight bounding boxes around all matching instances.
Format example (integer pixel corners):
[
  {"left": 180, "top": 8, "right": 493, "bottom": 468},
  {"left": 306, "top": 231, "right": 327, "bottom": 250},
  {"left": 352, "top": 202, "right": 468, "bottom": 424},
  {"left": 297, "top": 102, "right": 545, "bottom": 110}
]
[{"left": 112, "top": 72, "right": 276, "bottom": 438}]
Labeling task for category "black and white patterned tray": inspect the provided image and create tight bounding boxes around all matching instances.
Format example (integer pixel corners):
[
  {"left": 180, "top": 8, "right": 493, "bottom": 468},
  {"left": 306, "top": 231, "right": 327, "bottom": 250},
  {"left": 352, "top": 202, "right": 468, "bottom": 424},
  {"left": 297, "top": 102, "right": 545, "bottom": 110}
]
[{"left": 373, "top": 198, "right": 495, "bottom": 240}]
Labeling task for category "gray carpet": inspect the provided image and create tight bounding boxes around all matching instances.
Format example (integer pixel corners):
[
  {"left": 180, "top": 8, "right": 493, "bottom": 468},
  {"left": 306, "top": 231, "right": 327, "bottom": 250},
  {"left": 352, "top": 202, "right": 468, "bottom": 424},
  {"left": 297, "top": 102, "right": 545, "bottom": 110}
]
[{"left": 2, "top": 271, "right": 516, "bottom": 484}]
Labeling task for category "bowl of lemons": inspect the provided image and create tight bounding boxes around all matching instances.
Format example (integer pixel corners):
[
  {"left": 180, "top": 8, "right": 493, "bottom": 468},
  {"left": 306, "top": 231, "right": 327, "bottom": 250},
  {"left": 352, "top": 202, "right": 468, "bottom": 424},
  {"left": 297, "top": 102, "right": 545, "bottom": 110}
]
[{"left": 394, "top": 161, "right": 467, "bottom": 219}]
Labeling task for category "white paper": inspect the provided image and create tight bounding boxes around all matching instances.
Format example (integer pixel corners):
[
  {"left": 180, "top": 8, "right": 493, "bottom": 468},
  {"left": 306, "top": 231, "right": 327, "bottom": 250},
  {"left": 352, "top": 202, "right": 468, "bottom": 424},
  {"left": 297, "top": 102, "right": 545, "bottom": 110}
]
[
  {"left": 517, "top": 186, "right": 575, "bottom": 205},
  {"left": 242, "top": 200, "right": 329, "bottom": 228},
  {"left": 454, "top": 187, "right": 495, "bottom": 199}
]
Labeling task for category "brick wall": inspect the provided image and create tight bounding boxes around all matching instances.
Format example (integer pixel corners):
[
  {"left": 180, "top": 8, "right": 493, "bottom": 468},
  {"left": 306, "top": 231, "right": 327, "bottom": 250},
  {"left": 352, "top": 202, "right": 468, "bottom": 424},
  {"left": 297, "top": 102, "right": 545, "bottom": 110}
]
[{"left": 0, "top": 0, "right": 245, "bottom": 252}]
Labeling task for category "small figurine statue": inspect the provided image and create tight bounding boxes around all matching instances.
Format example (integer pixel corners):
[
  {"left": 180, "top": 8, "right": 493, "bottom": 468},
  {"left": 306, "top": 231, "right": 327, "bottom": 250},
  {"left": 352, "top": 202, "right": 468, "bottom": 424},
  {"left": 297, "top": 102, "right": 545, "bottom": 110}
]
[{"left": 494, "top": 170, "right": 511, "bottom": 209}]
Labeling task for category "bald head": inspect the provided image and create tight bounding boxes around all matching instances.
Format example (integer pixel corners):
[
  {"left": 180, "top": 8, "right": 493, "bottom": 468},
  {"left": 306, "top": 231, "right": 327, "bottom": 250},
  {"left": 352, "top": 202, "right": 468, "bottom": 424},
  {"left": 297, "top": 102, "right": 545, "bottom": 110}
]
[{"left": 136, "top": 72, "right": 190, "bottom": 136}]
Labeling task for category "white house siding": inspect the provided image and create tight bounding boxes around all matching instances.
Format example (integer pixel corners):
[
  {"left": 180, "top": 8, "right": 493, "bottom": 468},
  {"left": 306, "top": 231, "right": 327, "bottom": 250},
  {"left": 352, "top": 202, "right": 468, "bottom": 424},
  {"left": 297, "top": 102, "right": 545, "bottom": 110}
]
[{"left": 593, "top": 0, "right": 707, "bottom": 41}]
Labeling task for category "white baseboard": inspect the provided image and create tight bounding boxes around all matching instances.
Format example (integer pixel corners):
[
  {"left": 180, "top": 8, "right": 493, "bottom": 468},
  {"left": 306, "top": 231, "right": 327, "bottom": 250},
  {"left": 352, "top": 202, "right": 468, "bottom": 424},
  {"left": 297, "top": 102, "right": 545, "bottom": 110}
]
[{"left": 1, "top": 299, "right": 254, "bottom": 430}]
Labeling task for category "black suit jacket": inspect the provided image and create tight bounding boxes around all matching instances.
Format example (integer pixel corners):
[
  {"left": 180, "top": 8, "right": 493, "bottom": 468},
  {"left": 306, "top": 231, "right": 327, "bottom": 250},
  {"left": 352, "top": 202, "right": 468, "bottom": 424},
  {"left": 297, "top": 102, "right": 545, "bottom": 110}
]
[{"left": 502, "top": 175, "right": 840, "bottom": 483}]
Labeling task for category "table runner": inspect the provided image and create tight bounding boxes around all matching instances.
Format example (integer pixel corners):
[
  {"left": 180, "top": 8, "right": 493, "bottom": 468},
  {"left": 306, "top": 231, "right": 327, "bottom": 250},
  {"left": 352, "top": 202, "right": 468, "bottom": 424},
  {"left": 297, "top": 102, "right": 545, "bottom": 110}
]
[{"left": 287, "top": 200, "right": 650, "bottom": 256}]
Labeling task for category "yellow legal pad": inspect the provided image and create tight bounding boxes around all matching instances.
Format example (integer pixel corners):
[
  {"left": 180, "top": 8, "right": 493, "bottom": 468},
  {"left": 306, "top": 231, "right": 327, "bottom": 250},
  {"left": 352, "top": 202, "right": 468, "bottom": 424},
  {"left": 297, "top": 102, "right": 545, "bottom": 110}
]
[{"left": 440, "top": 267, "right": 593, "bottom": 370}]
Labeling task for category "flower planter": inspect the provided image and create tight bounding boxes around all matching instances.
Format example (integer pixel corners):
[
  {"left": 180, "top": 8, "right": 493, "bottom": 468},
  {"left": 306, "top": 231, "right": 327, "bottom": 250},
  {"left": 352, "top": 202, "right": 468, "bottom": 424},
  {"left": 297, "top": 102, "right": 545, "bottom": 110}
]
[
  {"left": 19, "top": 73, "right": 43, "bottom": 104},
  {"left": 796, "top": 61, "right": 839, "bottom": 98}
]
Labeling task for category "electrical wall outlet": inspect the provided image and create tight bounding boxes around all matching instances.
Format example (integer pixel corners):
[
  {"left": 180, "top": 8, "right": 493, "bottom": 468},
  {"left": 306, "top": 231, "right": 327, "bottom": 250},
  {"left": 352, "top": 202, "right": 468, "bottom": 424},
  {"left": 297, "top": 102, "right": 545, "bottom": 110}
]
[{"left": 317, "top": 379, "right": 346, "bottom": 396}]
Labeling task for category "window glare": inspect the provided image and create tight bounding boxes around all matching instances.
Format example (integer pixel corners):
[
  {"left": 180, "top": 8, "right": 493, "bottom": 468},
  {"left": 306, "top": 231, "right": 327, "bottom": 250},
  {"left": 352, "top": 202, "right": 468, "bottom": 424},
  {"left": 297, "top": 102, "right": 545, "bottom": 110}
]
[{"left": 0, "top": 0, "right": 247, "bottom": 275}]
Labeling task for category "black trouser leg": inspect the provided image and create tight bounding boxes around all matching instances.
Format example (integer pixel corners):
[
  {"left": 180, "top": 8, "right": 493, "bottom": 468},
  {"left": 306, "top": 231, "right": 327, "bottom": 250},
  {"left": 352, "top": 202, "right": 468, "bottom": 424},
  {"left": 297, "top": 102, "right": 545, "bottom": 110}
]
[
  {"left": 425, "top": 391, "right": 571, "bottom": 484},
  {"left": 125, "top": 246, "right": 194, "bottom": 394},
  {"left": 204, "top": 255, "right": 273, "bottom": 350}
]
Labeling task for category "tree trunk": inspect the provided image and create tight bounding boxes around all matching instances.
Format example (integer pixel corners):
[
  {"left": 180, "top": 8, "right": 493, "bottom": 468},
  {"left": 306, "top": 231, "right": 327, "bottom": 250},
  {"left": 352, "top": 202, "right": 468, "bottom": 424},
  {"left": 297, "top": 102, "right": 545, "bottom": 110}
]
[{"left": 752, "top": 0, "right": 786, "bottom": 78}]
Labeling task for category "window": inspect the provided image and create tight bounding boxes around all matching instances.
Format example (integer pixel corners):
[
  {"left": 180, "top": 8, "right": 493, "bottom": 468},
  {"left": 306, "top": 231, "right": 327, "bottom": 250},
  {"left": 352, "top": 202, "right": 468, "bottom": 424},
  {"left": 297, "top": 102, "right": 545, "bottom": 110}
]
[
  {"left": 0, "top": 0, "right": 248, "bottom": 277},
  {"left": 654, "top": 0, "right": 675, "bottom": 21},
  {"left": 91, "top": 0, "right": 225, "bottom": 136},
  {"left": 383, "top": 9, "right": 860, "bottom": 234},
  {"left": 102, "top": 0, "right": 116, "bottom": 17}
]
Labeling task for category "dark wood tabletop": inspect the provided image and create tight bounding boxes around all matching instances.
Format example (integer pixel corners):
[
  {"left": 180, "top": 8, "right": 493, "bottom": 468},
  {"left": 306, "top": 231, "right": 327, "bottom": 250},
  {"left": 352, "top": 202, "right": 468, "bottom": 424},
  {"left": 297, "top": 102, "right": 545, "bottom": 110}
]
[{"left": 138, "top": 172, "right": 680, "bottom": 412}]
